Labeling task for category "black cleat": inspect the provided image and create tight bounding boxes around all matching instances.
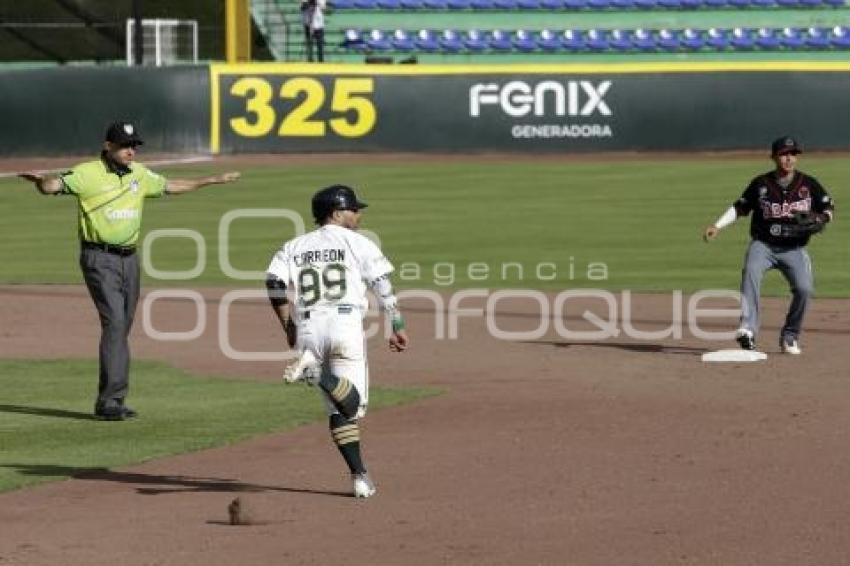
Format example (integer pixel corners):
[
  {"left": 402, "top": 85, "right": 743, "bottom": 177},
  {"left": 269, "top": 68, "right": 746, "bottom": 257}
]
[{"left": 736, "top": 331, "right": 755, "bottom": 351}]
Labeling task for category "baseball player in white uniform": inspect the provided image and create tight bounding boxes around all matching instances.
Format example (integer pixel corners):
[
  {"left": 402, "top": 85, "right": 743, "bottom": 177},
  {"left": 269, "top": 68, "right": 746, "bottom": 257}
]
[{"left": 266, "top": 185, "right": 409, "bottom": 498}]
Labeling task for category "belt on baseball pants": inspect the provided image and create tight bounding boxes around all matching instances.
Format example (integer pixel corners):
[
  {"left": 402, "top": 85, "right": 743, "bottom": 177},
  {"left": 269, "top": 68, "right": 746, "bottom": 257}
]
[
  {"left": 81, "top": 241, "right": 137, "bottom": 256},
  {"left": 302, "top": 305, "right": 355, "bottom": 319}
]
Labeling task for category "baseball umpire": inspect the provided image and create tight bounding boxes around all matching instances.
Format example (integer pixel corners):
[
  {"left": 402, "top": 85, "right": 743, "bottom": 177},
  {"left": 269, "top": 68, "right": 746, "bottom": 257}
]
[
  {"left": 703, "top": 136, "right": 835, "bottom": 354},
  {"left": 18, "top": 121, "right": 240, "bottom": 420},
  {"left": 265, "top": 184, "right": 409, "bottom": 498}
]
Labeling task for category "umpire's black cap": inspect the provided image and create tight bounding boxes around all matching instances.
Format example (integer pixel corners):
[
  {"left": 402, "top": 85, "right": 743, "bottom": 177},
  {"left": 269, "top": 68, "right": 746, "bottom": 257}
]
[
  {"left": 312, "top": 185, "right": 368, "bottom": 223},
  {"left": 105, "top": 122, "right": 144, "bottom": 147},
  {"left": 771, "top": 136, "right": 801, "bottom": 156}
]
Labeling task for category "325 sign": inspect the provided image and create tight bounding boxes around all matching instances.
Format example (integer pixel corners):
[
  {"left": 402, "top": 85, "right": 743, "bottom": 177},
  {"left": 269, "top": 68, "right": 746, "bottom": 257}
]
[{"left": 227, "top": 76, "right": 376, "bottom": 139}]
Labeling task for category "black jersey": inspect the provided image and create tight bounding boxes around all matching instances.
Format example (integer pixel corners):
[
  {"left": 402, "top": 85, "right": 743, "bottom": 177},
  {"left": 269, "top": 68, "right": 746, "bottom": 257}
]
[{"left": 734, "top": 170, "right": 835, "bottom": 247}]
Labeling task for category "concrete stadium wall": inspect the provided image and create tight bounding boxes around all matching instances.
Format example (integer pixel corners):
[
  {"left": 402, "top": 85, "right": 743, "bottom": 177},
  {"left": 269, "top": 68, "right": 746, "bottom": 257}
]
[{"left": 2, "top": 62, "right": 850, "bottom": 155}]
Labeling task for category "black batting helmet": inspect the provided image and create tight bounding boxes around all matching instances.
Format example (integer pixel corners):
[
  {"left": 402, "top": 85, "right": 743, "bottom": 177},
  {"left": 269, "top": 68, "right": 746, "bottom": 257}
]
[{"left": 311, "top": 185, "right": 368, "bottom": 224}]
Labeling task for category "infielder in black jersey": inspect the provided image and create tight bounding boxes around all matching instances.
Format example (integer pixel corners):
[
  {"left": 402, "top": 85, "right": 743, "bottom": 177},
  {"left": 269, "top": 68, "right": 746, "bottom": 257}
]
[{"left": 703, "top": 136, "right": 835, "bottom": 355}]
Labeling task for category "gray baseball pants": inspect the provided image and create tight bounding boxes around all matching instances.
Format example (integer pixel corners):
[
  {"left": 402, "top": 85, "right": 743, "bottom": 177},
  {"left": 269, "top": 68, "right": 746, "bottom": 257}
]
[
  {"left": 80, "top": 246, "right": 140, "bottom": 410},
  {"left": 739, "top": 239, "right": 813, "bottom": 341}
]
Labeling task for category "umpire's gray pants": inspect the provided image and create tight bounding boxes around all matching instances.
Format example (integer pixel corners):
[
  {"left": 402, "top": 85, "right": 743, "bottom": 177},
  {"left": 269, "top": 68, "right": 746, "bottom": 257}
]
[
  {"left": 739, "top": 239, "right": 813, "bottom": 341},
  {"left": 80, "top": 247, "right": 140, "bottom": 409}
]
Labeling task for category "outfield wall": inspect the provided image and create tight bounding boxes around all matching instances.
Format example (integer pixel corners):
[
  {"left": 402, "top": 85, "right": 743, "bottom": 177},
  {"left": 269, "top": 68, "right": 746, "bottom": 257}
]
[{"left": 2, "top": 63, "right": 850, "bottom": 155}]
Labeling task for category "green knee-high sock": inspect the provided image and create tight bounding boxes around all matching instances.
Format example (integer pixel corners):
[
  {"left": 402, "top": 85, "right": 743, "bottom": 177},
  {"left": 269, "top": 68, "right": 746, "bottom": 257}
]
[
  {"left": 317, "top": 371, "right": 360, "bottom": 419},
  {"left": 329, "top": 414, "right": 366, "bottom": 474}
]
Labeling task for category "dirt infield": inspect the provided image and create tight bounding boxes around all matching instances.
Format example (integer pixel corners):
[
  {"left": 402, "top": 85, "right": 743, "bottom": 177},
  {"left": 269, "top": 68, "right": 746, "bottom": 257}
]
[{"left": 2, "top": 285, "right": 850, "bottom": 566}]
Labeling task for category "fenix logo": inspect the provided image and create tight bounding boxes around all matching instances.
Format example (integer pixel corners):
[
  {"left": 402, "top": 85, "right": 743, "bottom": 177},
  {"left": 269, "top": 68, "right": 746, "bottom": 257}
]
[{"left": 470, "top": 80, "right": 612, "bottom": 118}]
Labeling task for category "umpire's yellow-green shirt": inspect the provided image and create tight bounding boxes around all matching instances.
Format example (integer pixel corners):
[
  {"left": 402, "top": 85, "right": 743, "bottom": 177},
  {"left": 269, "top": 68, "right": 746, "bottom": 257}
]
[{"left": 60, "top": 158, "right": 167, "bottom": 246}]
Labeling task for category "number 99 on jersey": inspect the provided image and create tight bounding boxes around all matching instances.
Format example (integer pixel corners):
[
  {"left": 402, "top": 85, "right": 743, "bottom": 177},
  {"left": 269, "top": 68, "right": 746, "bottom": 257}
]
[{"left": 223, "top": 75, "right": 377, "bottom": 143}]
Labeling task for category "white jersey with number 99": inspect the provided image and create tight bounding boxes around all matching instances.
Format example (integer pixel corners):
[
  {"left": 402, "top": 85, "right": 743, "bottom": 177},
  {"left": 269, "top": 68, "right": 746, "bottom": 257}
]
[{"left": 266, "top": 224, "right": 393, "bottom": 316}]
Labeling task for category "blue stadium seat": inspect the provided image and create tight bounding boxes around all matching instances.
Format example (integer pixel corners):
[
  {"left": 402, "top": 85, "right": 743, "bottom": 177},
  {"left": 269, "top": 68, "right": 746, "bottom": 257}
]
[
  {"left": 422, "top": 0, "right": 448, "bottom": 7},
  {"left": 780, "top": 27, "right": 806, "bottom": 48},
  {"left": 537, "top": 29, "right": 562, "bottom": 51},
  {"left": 611, "top": 0, "right": 637, "bottom": 7},
  {"left": 633, "top": 0, "right": 658, "bottom": 8},
  {"left": 588, "top": 0, "right": 613, "bottom": 8},
  {"left": 415, "top": 29, "right": 441, "bottom": 50},
  {"left": 727, "top": 0, "right": 750, "bottom": 7},
  {"left": 366, "top": 29, "right": 393, "bottom": 50},
  {"left": 353, "top": 0, "right": 378, "bottom": 7},
  {"left": 541, "top": 0, "right": 566, "bottom": 6},
  {"left": 489, "top": 29, "right": 514, "bottom": 50},
  {"left": 376, "top": 0, "right": 402, "bottom": 7},
  {"left": 703, "top": 0, "right": 728, "bottom": 7},
  {"left": 391, "top": 29, "right": 416, "bottom": 50},
  {"left": 806, "top": 26, "right": 832, "bottom": 48},
  {"left": 657, "top": 0, "right": 683, "bottom": 8},
  {"left": 341, "top": 29, "right": 367, "bottom": 49},
  {"left": 680, "top": 28, "right": 705, "bottom": 50},
  {"left": 751, "top": 0, "right": 776, "bottom": 6},
  {"left": 609, "top": 29, "right": 633, "bottom": 51},
  {"left": 447, "top": 0, "right": 472, "bottom": 7},
  {"left": 464, "top": 29, "right": 490, "bottom": 50},
  {"left": 563, "top": 0, "right": 589, "bottom": 9},
  {"left": 824, "top": 0, "right": 845, "bottom": 6},
  {"left": 512, "top": 29, "right": 538, "bottom": 51},
  {"left": 439, "top": 29, "right": 465, "bottom": 51},
  {"left": 470, "top": 0, "right": 496, "bottom": 7},
  {"left": 517, "top": 0, "right": 543, "bottom": 7},
  {"left": 585, "top": 29, "right": 610, "bottom": 51},
  {"left": 799, "top": 0, "right": 823, "bottom": 6},
  {"left": 775, "top": 0, "right": 800, "bottom": 7},
  {"left": 560, "top": 29, "right": 587, "bottom": 51},
  {"left": 331, "top": 0, "right": 356, "bottom": 9},
  {"left": 656, "top": 28, "right": 680, "bottom": 50},
  {"left": 493, "top": 0, "right": 518, "bottom": 7},
  {"left": 755, "top": 27, "right": 782, "bottom": 49},
  {"left": 400, "top": 0, "right": 425, "bottom": 7},
  {"left": 631, "top": 28, "right": 656, "bottom": 51},
  {"left": 680, "top": 0, "right": 701, "bottom": 7},
  {"left": 832, "top": 25, "right": 850, "bottom": 48},
  {"left": 706, "top": 27, "right": 731, "bottom": 49},
  {"left": 730, "top": 27, "right": 756, "bottom": 50}
]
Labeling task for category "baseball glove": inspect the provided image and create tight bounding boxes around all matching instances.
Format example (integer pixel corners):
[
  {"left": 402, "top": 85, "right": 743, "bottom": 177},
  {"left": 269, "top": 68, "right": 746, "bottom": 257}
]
[{"left": 790, "top": 211, "right": 828, "bottom": 236}]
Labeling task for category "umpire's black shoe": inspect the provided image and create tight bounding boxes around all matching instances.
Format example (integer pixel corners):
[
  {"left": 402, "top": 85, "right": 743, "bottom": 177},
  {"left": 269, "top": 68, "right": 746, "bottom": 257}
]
[
  {"left": 736, "top": 329, "right": 755, "bottom": 351},
  {"left": 94, "top": 406, "right": 126, "bottom": 421},
  {"left": 120, "top": 406, "right": 138, "bottom": 419}
]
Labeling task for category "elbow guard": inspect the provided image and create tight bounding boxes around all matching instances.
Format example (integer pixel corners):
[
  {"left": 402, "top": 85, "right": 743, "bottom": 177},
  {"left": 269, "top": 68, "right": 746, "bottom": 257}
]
[{"left": 265, "top": 276, "right": 288, "bottom": 307}]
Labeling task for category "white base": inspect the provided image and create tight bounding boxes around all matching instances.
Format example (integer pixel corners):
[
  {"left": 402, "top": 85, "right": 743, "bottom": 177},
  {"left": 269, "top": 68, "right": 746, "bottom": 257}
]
[{"left": 701, "top": 349, "right": 768, "bottom": 362}]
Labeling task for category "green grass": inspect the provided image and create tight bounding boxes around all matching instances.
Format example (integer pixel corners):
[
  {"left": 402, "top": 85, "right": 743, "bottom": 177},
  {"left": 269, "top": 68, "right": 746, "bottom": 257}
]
[
  {"left": 0, "top": 359, "right": 439, "bottom": 493},
  {"left": 1, "top": 155, "right": 848, "bottom": 295}
]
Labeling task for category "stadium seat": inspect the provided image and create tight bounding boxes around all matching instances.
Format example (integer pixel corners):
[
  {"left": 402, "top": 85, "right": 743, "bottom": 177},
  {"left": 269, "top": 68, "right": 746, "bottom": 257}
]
[
  {"left": 439, "top": 29, "right": 465, "bottom": 51},
  {"left": 415, "top": 29, "right": 441, "bottom": 50},
  {"left": 706, "top": 27, "right": 731, "bottom": 49},
  {"left": 831, "top": 25, "right": 850, "bottom": 48},
  {"left": 353, "top": 0, "right": 378, "bottom": 7},
  {"left": 631, "top": 28, "right": 656, "bottom": 51},
  {"left": 489, "top": 29, "right": 514, "bottom": 50},
  {"left": 560, "top": 29, "right": 587, "bottom": 51},
  {"left": 391, "top": 29, "right": 416, "bottom": 50},
  {"left": 447, "top": 0, "right": 473, "bottom": 7},
  {"left": 780, "top": 27, "right": 806, "bottom": 48},
  {"left": 341, "top": 29, "right": 367, "bottom": 49},
  {"left": 611, "top": 0, "right": 637, "bottom": 7},
  {"left": 585, "top": 29, "right": 609, "bottom": 51},
  {"left": 657, "top": 0, "right": 683, "bottom": 8},
  {"left": 400, "top": 0, "right": 425, "bottom": 7},
  {"left": 824, "top": 0, "right": 845, "bottom": 6},
  {"left": 422, "top": 0, "right": 448, "bottom": 7},
  {"left": 730, "top": 27, "right": 756, "bottom": 50},
  {"left": 806, "top": 26, "right": 832, "bottom": 48},
  {"left": 492, "top": 0, "right": 518, "bottom": 7},
  {"left": 541, "top": 0, "right": 566, "bottom": 7},
  {"left": 464, "top": 29, "right": 490, "bottom": 50},
  {"left": 588, "top": 0, "right": 613, "bottom": 9},
  {"left": 537, "top": 29, "right": 562, "bottom": 51},
  {"left": 799, "top": 0, "right": 823, "bottom": 6},
  {"left": 633, "top": 0, "right": 658, "bottom": 8},
  {"left": 703, "top": 0, "right": 728, "bottom": 7},
  {"left": 512, "top": 29, "right": 538, "bottom": 51},
  {"left": 470, "top": 0, "right": 496, "bottom": 7},
  {"left": 330, "top": 0, "right": 356, "bottom": 9},
  {"left": 755, "top": 27, "right": 782, "bottom": 49},
  {"left": 775, "top": 0, "right": 800, "bottom": 7},
  {"left": 656, "top": 28, "right": 680, "bottom": 51},
  {"left": 680, "top": 28, "right": 705, "bottom": 50},
  {"left": 517, "top": 0, "right": 543, "bottom": 7},
  {"left": 376, "top": 0, "right": 402, "bottom": 8},
  {"left": 366, "top": 29, "right": 393, "bottom": 50},
  {"left": 609, "top": 29, "right": 634, "bottom": 51},
  {"left": 751, "top": 0, "right": 775, "bottom": 5}
]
